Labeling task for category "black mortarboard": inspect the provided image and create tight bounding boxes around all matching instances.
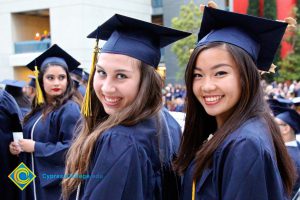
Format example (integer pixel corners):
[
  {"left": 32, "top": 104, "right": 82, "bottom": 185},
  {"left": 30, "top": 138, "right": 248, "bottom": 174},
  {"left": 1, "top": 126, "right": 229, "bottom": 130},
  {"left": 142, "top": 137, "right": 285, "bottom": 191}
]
[
  {"left": 71, "top": 68, "right": 84, "bottom": 78},
  {"left": 72, "top": 79, "right": 80, "bottom": 89},
  {"left": 26, "top": 44, "right": 81, "bottom": 72},
  {"left": 1, "top": 79, "right": 26, "bottom": 97},
  {"left": 28, "top": 75, "right": 36, "bottom": 88},
  {"left": 197, "top": 7, "right": 288, "bottom": 71},
  {"left": 87, "top": 14, "right": 191, "bottom": 67},
  {"left": 276, "top": 108, "right": 300, "bottom": 133}
]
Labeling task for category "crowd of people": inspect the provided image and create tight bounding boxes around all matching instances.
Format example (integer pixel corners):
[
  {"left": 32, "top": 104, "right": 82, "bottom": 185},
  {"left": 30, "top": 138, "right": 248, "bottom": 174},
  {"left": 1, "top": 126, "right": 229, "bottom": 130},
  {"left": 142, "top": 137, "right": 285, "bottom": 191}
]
[{"left": 1, "top": 2, "right": 300, "bottom": 200}]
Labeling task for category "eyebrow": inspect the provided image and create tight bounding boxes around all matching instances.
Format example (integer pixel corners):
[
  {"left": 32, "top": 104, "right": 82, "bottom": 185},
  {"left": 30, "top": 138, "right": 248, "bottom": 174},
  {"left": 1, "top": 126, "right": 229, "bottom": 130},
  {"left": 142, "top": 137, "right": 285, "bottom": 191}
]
[
  {"left": 96, "top": 65, "right": 133, "bottom": 73},
  {"left": 194, "top": 63, "right": 232, "bottom": 71}
]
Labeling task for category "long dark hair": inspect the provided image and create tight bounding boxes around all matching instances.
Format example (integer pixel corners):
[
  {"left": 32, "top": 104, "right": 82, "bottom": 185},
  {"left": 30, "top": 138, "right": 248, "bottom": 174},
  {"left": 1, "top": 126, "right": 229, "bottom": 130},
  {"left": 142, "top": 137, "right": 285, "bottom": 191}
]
[
  {"left": 62, "top": 60, "right": 163, "bottom": 199},
  {"left": 23, "top": 64, "right": 76, "bottom": 123},
  {"left": 174, "top": 42, "right": 295, "bottom": 195}
]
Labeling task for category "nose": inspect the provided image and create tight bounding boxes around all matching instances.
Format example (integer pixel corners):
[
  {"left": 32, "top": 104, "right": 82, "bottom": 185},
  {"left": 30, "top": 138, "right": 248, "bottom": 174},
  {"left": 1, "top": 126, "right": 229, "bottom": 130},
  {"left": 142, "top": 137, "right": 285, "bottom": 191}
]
[
  {"left": 53, "top": 78, "right": 60, "bottom": 86},
  {"left": 101, "top": 78, "right": 116, "bottom": 93},
  {"left": 201, "top": 77, "right": 216, "bottom": 92}
]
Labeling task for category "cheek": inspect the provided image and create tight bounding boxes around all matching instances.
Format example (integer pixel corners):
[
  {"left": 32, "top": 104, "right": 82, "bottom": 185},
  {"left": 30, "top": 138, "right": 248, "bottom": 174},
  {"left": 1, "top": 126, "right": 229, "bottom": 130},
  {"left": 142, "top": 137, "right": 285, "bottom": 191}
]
[
  {"left": 93, "top": 77, "right": 100, "bottom": 92},
  {"left": 192, "top": 81, "right": 200, "bottom": 98}
]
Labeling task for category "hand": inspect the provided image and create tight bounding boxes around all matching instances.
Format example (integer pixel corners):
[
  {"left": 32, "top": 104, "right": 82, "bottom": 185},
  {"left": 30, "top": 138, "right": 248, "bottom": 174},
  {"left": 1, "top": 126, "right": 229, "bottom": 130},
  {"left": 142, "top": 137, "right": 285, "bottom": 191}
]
[
  {"left": 9, "top": 141, "right": 22, "bottom": 155},
  {"left": 18, "top": 139, "right": 35, "bottom": 153}
]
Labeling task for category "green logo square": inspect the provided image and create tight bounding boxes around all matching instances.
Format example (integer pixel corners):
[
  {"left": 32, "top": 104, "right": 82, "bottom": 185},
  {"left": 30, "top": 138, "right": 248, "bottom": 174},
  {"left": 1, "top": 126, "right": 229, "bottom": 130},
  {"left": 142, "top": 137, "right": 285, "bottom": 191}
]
[{"left": 8, "top": 162, "right": 36, "bottom": 190}]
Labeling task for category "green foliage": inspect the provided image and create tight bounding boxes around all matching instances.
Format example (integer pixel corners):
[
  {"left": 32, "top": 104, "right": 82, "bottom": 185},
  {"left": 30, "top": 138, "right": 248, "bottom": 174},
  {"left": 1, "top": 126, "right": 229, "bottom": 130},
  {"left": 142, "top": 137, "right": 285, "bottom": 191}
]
[
  {"left": 247, "top": 0, "right": 259, "bottom": 16},
  {"left": 264, "top": 0, "right": 277, "bottom": 19},
  {"left": 276, "top": 8, "right": 300, "bottom": 82},
  {"left": 171, "top": 0, "right": 202, "bottom": 80}
]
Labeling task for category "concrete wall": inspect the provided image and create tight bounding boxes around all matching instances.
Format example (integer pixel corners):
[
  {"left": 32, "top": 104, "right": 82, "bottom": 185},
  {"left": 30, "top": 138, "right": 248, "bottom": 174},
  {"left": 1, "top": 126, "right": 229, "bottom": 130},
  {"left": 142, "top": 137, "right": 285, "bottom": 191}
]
[{"left": 0, "top": 0, "right": 151, "bottom": 79}]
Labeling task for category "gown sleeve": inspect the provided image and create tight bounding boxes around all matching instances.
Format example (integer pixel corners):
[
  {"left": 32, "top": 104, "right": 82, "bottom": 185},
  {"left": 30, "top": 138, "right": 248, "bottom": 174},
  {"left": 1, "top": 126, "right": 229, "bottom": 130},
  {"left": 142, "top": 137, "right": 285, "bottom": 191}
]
[
  {"left": 34, "top": 101, "right": 81, "bottom": 187},
  {"left": 219, "top": 137, "right": 286, "bottom": 200},
  {"left": 81, "top": 131, "right": 154, "bottom": 200}
]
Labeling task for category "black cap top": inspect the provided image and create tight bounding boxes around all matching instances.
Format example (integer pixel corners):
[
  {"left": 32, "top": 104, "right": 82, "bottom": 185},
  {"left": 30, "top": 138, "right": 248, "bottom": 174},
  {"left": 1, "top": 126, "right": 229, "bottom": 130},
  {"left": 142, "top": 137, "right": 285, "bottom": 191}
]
[
  {"left": 26, "top": 44, "right": 81, "bottom": 72},
  {"left": 197, "top": 7, "right": 288, "bottom": 71},
  {"left": 87, "top": 14, "right": 191, "bottom": 67}
]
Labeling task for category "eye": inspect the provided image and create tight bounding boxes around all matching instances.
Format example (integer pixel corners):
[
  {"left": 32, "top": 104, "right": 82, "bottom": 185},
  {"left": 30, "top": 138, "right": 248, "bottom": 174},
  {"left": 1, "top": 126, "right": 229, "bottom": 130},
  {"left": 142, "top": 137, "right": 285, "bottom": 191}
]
[
  {"left": 46, "top": 75, "right": 54, "bottom": 80},
  {"left": 193, "top": 73, "right": 203, "bottom": 79},
  {"left": 96, "top": 69, "right": 106, "bottom": 77},
  {"left": 116, "top": 74, "right": 127, "bottom": 79},
  {"left": 215, "top": 71, "right": 227, "bottom": 77},
  {"left": 58, "top": 75, "right": 66, "bottom": 80}
]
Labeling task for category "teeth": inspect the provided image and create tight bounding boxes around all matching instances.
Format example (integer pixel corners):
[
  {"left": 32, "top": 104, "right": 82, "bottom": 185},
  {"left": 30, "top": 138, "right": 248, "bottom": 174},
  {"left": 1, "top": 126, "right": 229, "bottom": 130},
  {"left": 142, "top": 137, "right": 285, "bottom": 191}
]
[
  {"left": 204, "top": 96, "right": 222, "bottom": 102},
  {"left": 105, "top": 97, "right": 120, "bottom": 103}
]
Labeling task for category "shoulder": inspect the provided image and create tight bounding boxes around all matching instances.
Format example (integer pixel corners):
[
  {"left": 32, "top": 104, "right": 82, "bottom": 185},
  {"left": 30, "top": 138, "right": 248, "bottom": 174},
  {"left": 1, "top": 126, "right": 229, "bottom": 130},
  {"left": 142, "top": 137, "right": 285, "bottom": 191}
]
[
  {"left": 54, "top": 100, "right": 80, "bottom": 115},
  {"left": 219, "top": 117, "right": 274, "bottom": 156},
  {"left": 0, "top": 89, "right": 21, "bottom": 115},
  {"left": 51, "top": 100, "right": 81, "bottom": 122},
  {"left": 99, "top": 123, "right": 156, "bottom": 156}
]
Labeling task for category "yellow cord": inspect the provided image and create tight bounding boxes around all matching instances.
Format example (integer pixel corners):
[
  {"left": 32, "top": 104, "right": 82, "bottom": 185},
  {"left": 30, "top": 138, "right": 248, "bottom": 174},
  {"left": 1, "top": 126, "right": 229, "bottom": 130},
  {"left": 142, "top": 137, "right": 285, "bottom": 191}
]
[
  {"left": 34, "top": 66, "right": 44, "bottom": 105},
  {"left": 81, "top": 39, "right": 99, "bottom": 117},
  {"left": 192, "top": 180, "right": 196, "bottom": 200}
]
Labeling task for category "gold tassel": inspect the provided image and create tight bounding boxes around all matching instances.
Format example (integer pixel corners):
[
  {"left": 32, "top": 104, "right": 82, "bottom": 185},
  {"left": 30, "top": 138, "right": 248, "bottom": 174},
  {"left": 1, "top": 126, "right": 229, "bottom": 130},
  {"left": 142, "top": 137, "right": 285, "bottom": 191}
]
[
  {"left": 81, "top": 39, "right": 99, "bottom": 117},
  {"left": 269, "top": 63, "right": 277, "bottom": 73},
  {"left": 207, "top": 1, "right": 218, "bottom": 9},
  {"left": 200, "top": 1, "right": 218, "bottom": 12},
  {"left": 34, "top": 66, "right": 44, "bottom": 105},
  {"left": 277, "top": 17, "right": 297, "bottom": 32}
]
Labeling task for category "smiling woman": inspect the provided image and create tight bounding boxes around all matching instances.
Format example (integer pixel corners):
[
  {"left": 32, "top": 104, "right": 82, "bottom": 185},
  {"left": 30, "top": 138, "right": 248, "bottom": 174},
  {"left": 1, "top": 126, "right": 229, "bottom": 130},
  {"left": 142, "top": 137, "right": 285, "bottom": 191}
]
[
  {"left": 174, "top": 6, "right": 295, "bottom": 200},
  {"left": 62, "top": 14, "right": 191, "bottom": 200}
]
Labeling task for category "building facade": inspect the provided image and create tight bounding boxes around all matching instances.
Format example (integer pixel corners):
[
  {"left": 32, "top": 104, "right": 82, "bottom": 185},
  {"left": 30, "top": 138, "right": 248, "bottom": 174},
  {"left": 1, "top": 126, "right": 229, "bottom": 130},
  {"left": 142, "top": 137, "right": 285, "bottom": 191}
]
[{"left": 0, "top": 0, "right": 151, "bottom": 81}]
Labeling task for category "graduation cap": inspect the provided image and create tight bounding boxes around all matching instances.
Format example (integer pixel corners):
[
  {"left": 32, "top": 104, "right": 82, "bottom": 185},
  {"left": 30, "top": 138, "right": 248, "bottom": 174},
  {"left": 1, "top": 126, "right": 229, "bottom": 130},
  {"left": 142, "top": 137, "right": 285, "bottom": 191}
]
[
  {"left": 0, "top": 79, "right": 26, "bottom": 97},
  {"left": 72, "top": 79, "right": 80, "bottom": 89},
  {"left": 81, "top": 14, "right": 191, "bottom": 116},
  {"left": 26, "top": 44, "right": 80, "bottom": 72},
  {"left": 276, "top": 108, "right": 300, "bottom": 133},
  {"left": 71, "top": 68, "right": 84, "bottom": 78},
  {"left": 197, "top": 7, "right": 288, "bottom": 71},
  {"left": 87, "top": 14, "right": 191, "bottom": 67},
  {"left": 26, "top": 44, "right": 81, "bottom": 105},
  {"left": 28, "top": 75, "right": 36, "bottom": 88}
]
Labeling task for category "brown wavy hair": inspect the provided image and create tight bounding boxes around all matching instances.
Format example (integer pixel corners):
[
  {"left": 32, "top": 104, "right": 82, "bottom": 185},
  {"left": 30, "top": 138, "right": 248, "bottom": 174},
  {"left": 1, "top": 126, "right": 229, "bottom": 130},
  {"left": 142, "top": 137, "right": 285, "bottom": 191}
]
[
  {"left": 174, "top": 42, "right": 295, "bottom": 195},
  {"left": 23, "top": 64, "right": 78, "bottom": 123},
  {"left": 62, "top": 59, "right": 163, "bottom": 199}
]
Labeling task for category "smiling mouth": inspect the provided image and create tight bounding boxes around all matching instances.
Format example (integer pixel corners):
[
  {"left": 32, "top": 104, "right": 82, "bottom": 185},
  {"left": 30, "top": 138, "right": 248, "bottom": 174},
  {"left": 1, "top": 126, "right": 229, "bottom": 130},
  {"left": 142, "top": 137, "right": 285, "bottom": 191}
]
[
  {"left": 203, "top": 95, "right": 223, "bottom": 104},
  {"left": 103, "top": 96, "right": 121, "bottom": 106}
]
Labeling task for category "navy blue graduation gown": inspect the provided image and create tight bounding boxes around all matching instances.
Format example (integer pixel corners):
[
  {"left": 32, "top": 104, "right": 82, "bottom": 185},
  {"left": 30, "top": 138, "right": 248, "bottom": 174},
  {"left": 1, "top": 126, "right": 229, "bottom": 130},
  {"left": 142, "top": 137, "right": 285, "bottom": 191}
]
[
  {"left": 181, "top": 117, "right": 287, "bottom": 200},
  {"left": 286, "top": 141, "right": 300, "bottom": 198},
  {"left": 0, "top": 89, "right": 23, "bottom": 200},
  {"left": 21, "top": 100, "right": 81, "bottom": 200},
  {"left": 74, "top": 108, "right": 182, "bottom": 200}
]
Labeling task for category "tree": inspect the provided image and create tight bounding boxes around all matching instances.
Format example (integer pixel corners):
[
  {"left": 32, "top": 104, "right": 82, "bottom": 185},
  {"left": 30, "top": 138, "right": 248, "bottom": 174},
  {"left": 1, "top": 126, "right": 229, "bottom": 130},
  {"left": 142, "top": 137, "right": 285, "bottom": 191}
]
[
  {"left": 171, "top": 0, "right": 202, "bottom": 80},
  {"left": 264, "top": 0, "right": 277, "bottom": 19},
  {"left": 276, "top": 7, "right": 300, "bottom": 82},
  {"left": 247, "top": 0, "right": 259, "bottom": 16}
]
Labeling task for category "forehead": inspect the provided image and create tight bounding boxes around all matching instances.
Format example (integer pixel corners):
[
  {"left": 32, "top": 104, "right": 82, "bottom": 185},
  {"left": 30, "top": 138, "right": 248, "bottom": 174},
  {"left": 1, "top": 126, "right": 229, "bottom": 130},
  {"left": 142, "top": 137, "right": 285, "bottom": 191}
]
[
  {"left": 195, "top": 46, "right": 235, "bottom": 68},
  {"left": 97, "top": 53, "right": 141, "bottom": 70},
  {"left": 44, "top": 65, "right": 67, "bottom": 74}
]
